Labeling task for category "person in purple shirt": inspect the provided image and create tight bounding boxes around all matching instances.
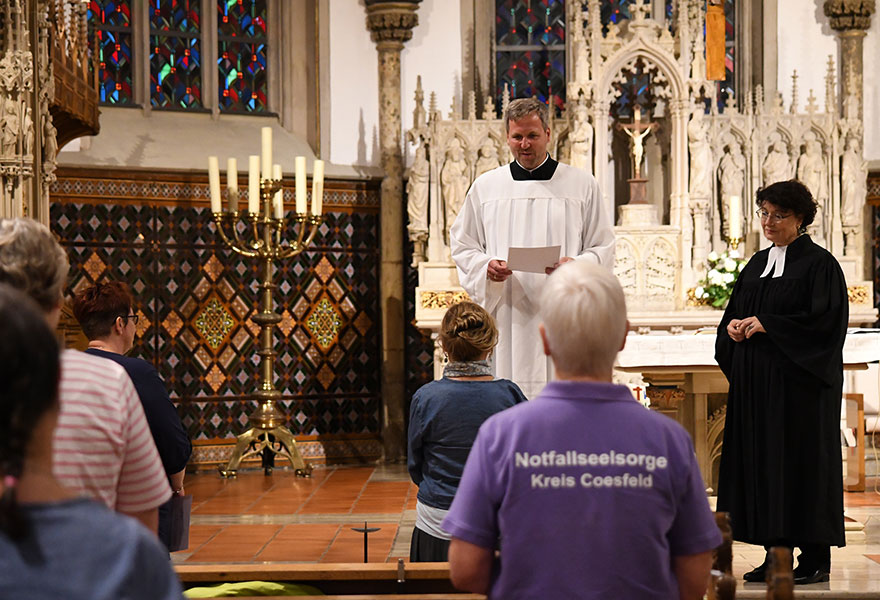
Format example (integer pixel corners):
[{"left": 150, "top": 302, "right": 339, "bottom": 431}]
[{"left": 444, "top": 261, "right": 721, "bottom": 599}]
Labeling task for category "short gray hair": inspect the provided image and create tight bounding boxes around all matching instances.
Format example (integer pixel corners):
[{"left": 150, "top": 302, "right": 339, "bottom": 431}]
[
  {"left": 540, "top": 261, "right": 627, "bottom": 377},
  {"left": 504, "top": 97, "right": 550, "bottom": 132},
  {"left": 0, "top": 219, "right": 69, "bottom": 312}
]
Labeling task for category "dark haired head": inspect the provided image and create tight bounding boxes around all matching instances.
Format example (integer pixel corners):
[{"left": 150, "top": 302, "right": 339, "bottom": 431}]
[
  {"left": 0, "top": 283, "right": 61, "bottom": 540},
  {"left": 72, "top": 281, "right": 134, "bottom": 340},
  {"left": 755, "top": 179, "right": 817, "bottom": 233},
  {"left": 439, "top": 301, "right": 498, "bottom": 362}
]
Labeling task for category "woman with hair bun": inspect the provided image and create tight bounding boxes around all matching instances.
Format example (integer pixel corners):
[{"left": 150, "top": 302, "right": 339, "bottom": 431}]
[{"left": 408, "top": 301, "right": 527, "bottom": 562}]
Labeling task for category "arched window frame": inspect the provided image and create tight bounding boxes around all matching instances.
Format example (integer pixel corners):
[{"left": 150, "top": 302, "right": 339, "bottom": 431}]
[
  {"left": 87, "top": 0, "right": 321, "bottom": 151},
  {"left": 460, "top": 0, "right": 770, "bottom": 116}
]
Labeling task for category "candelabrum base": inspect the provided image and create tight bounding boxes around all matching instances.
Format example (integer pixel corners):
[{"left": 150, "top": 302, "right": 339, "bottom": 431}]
[{"left": 218, "top": 425, "right": 312, "bottom": 478}]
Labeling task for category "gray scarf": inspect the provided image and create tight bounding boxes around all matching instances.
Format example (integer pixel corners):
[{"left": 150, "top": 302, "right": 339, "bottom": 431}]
[{"left": 443, "top": 359, "right": 493, "bottom": 378}]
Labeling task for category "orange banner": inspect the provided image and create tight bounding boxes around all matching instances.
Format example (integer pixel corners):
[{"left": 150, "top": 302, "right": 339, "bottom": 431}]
[{"left": 706, "top": 3, "right": 726, "bottom": 81}]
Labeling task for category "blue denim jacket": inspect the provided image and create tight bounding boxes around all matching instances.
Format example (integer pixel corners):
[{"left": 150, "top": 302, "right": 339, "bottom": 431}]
[{"left": 407, "top": 377, "right": 527, "bottom": 510}]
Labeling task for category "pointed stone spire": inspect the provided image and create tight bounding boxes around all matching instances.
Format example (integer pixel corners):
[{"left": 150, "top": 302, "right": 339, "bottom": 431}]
[{"left": 789, "top": 70, "right": 798, "bottom": 114}]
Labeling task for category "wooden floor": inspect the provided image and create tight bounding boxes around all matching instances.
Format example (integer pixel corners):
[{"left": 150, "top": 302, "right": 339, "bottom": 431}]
[{"left": 173, "top": 464, "right": 880, "bottom": 596}]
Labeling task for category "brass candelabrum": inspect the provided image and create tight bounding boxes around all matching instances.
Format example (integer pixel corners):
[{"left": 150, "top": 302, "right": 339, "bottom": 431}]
[{"left": 213, "top": 177, "right": 322, "bottom": 477}]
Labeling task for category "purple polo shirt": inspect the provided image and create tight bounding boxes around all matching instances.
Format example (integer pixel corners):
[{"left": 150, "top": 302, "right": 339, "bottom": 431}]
[{"left": 443, "top": 380, "right": 721, "bottom": 599}]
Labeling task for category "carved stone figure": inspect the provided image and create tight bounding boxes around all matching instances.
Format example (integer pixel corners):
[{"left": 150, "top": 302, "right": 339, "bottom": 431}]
[
  {"left": 719, "top": 141, "right": 746, "bottom": 237},
  {"left": 569, "top": 100, "right": 593, "bottom": 172},
  {"left": 797, "top": 138, "right": 827, "bottom": 204},
  {"left": 687, "top": 109, "right": 711, "bottom": 197},
  {"left": 719, "top": 141, "right": 745, "bottom": 202},
  {"left": 796, "top": 137, "right": 828, "bottom": 239},
  {"left": 474, "top": 138, "right": 501, "bottom": 180},
  {"left": 22, "top": 106, "right": 33, "bottom": 157},
  {"left": 406, "top": 144, "right": 430, "bottom": 240},
  {"left": 841, "top": 136, "right": 867, "bottom": 228},
  {"left": 762, "top": 140, "right": 792, "bottom": 186},
  {"left": 441, "top": 139, "right": 468, "bottom": 238},
  {"left": 1, "top": 99, "right": 19, "bottom": 157}
]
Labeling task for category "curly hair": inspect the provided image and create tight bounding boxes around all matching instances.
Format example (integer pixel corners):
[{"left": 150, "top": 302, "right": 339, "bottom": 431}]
[
  {"left": 504, "top": 97, "right": 550, "bottom": 133},
  {"left": 0, "top": 284, "right": 61, "bottom": 541},
  {"left": 0, "top": 219, "right": 69, "bottom": 312},
  {"left": 755, "top": 179, "right": 818, "bottom": 233},
  {"left": 73, "top": 281, "right": 135, "bottom": 340},
  {"left": 439, "top": 301, "right": 499, "bottom": 363}
]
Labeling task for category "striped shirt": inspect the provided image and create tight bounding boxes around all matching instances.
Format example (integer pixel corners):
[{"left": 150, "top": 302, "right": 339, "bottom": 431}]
[{"left": 53, "top": 350, "right": 171, "bottom": 514}]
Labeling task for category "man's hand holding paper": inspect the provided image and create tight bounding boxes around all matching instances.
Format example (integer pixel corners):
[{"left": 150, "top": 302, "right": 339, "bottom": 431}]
[{"left": 506, "top": 246, "right": 565, "bottom": 275}]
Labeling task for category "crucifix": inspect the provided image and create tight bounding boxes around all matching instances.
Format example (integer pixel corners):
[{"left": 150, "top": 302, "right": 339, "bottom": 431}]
[{"left": 618, "top": 106, "right": 657, "bottom": 179}]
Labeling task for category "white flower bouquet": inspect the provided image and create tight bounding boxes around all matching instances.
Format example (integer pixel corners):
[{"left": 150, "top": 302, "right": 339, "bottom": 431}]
[{"left": 690, "top": 250, "right": 746, "bottom": 309}]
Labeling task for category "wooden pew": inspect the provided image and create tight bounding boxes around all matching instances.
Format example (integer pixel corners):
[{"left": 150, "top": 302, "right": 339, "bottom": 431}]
[
  {"left": 708, "top": 512, "right": 737, "bottom": 600},
  {"left": 175, "top": 561, "right": 482, "bottom": 597},
  {"left": 765, "top": 547, "right": 794, "bottom": 600}
]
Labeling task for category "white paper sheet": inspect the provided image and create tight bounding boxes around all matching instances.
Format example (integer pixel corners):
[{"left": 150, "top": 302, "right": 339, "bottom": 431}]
[{"left": 507, "top": 245, "right": 561, "bottom": 273}]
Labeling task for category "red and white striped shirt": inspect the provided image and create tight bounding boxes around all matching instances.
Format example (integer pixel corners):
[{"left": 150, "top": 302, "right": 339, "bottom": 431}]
[{"left": 53, "top": 350, "right": 171, "bottom": 514}]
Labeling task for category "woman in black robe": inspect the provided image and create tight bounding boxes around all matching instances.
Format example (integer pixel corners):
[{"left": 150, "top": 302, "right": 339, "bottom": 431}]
[{"left": 715, "top": 180, "right": 847, "bottom": 585}]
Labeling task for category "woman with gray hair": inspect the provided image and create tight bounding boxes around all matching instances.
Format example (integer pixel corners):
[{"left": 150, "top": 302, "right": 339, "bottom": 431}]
[
  {"left": 0, "top": 218, "right": 171, "bottom": 534},
  {"left": 0, "top": 284, "right": 183, "bottom": 599}
]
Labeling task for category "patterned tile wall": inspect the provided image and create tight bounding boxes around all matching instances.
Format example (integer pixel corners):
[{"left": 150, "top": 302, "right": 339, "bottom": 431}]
[{"left": 51, "top": 169, "right": 384, "bottom": 465}]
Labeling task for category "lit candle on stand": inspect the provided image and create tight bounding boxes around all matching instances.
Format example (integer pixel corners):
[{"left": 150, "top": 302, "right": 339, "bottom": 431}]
[
  {"left": 208, "top": 156, "right": 221, "bottom": 213},
  {"left": 261, "top": 127, "right": 273, "bottom": 180},
  {"left": 272, "top": 164, "right": 283, "bottom": 218},
  {"left": 226, "top": 158, "right": 238, "bottom": 212},
  {"left": 312, "top": 160, "right": 324, "bottom": 216},
  {"left": 728, "top": 195, "right": 742, "bottom": 240},
  {"left": 248, "top": 155, "right": 260, "bottom": 214},
  {"left": 295, "top": 156, "right": 307, "bottom": 214}
]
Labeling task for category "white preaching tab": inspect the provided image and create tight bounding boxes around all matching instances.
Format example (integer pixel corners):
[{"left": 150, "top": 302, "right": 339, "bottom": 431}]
[{"left": 507, "top": 245, "right": 561, "bottom": 274}]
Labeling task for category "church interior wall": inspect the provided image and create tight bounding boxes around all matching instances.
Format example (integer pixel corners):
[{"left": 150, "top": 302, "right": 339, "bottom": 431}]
[
  {"left": 329, "top": 0, "right": 462, "bottom": 168},
  {"left": 50, "top": 166, "right": 385, "bottom": 469},
  {"left": 777, "top": 0, "right": 880, "bottom": 164}
]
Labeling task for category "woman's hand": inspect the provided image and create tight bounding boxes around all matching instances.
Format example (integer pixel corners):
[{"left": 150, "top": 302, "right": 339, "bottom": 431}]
[
  {"left": 738, "top": 316, "right": 765, "bottom": 339},
  {"left": 727, "top": 319, "right": 745, "bottom": 342}
]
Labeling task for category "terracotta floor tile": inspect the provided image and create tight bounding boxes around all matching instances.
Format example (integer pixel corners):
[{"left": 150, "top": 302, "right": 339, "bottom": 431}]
[
  {"left": 321, "top": 523, "right": 398, "bottom": 563},
  {"left": 186, "top": 524, "right": 282, "bottom": 562},
  {"left": 298, "top": 468, "right": 372, "bottom": 514},
  {"left": 174, "top": 524, "right": 224, "bottom": 553},
  {"left": 257, "top": 524, "right": 342, "bottom": 562},
  {"left": 352, "top": 481, "right": 412, "bottom": 514}
]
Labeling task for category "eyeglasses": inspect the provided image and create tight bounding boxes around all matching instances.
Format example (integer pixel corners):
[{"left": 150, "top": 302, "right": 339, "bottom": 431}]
[
  {"left": 120, "top": 314, "right": 139, "bottom": 325},
  {"left": 755, "top": 209, "right": 793, "bottom": 223}
]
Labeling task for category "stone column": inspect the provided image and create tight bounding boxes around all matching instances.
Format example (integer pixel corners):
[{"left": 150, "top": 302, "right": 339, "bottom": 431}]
[
  {"left": 824, "top": 0, "right": 875, "bottom": 119},
  {"left": 364, "top": 0, "right": 420, "bottom": 462}
]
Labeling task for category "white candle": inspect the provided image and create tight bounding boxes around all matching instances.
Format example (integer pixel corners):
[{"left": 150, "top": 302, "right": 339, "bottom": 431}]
[
  {"left": 272, "top": 164, "right": 283, "bottom": 219},
  {"left": 312, "top": 160, "right": 324, "bottom": 216},
  {"left": 226, "top": 158, "right": 238, "bottom": 212},
  {"left": 261, "top": 127, "right": 273, "bottom": 180},
  {"left": 208, "top": 156, "right": 221, "bottom": 213},
  {"left": 295, "top": 156, "right": 307, "bottom": 214},
  {"left": 728, "top": 195, "right": 742, "bottom": 239},
  {"left": 248, "top": 154, "right": 260, "bottom": 214}
]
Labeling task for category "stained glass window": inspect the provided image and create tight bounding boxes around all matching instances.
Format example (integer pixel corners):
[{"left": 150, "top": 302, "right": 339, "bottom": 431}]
[
  {"left": 495, "top": 0, "right": 566, "bottom": 113},
  {"left": 217, "top": 0, "right": 268, "bottom": 113},
  {"left": 610, "top": 58, "right": 657, "bottom": 119},
  {"left": 716, "top": 0, "right": 735, "bottom": 111},
  {"left": 88, "top": 1, "right": 134, "bottom": 105},
  {"left": 600, "top": 0, "right": 632, "bottom": 33},
  {"left": 149, "top": 0, "right": 202, "bottom": 110}
]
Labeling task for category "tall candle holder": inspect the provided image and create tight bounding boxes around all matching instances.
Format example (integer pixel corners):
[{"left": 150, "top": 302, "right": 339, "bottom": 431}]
[{"left": 209, "top": 141, "right": 324, "bottom": 477}]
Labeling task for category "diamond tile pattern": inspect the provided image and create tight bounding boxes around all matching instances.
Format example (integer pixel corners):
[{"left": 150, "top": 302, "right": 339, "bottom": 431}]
[{"left": 51, "top": 178, "right": 381, "bottom": 445}]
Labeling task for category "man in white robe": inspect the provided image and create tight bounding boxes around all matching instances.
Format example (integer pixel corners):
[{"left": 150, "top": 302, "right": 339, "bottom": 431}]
[{"left": 449, "top": 98, "right": 615, "bottom": 398}]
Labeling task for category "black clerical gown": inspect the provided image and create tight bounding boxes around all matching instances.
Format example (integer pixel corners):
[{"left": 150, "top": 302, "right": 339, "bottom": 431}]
[{"left": 715, "top": 235, "right": 847, "bottom": 547}]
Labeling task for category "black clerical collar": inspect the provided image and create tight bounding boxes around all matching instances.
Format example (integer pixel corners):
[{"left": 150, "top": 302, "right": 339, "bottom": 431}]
[{"left": 510, "top": 155, "right": 558, "bottom": 181}]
